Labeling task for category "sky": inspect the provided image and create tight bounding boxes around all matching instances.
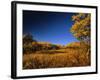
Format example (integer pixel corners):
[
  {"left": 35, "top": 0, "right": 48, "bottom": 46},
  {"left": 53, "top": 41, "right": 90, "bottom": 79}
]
[{"left": 23, "top": 10, "right": 79, "bottom": 45}]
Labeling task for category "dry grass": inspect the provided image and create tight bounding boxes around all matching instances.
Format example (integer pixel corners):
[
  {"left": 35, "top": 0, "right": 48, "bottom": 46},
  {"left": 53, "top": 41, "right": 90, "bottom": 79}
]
[{"left": 23, "top": 47, "right": 90, "bottom": 69}]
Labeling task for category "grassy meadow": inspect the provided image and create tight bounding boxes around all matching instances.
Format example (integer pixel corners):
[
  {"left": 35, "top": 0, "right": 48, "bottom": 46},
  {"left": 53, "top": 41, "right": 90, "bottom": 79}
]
[{"left": 23, "top": 42, "right": 91, "bottom": 69}]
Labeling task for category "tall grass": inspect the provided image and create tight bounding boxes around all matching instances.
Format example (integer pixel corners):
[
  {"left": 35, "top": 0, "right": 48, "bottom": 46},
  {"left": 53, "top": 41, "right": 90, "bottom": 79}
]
[{"left": 23, "top": 47, "right": 90, "bottom": 69}]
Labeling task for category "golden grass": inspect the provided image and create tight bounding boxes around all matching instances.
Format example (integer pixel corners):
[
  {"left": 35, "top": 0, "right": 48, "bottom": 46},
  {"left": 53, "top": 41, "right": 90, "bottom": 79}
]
[{"left": 23, "top": 48, "right": 90, "bottom": 69}]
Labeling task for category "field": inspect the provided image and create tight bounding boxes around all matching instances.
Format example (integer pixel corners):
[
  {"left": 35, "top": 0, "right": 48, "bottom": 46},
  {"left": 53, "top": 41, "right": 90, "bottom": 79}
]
[{"left": 23, "top": 44, "right": 91, "bottom": 69}]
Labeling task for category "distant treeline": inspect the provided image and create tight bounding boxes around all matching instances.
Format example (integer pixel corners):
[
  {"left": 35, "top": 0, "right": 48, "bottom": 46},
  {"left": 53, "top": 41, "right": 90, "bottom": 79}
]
[
  {"left": 23, "top": 34, "right": 64, "bottom": 54},
  {"left": 23, "top": 33, "right": 90, "bottom": 54}
]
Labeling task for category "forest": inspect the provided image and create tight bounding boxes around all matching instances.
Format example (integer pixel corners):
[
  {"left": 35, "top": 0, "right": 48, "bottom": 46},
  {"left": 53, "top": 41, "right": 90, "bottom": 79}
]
[{"left": 23, "top": 13, "right": 91, "bottom": 69}]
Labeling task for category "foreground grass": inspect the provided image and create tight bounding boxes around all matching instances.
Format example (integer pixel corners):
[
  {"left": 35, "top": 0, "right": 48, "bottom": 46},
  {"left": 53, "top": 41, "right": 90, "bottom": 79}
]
[{"left": 23, "top": 48, "right": 90, "bottom": 69}]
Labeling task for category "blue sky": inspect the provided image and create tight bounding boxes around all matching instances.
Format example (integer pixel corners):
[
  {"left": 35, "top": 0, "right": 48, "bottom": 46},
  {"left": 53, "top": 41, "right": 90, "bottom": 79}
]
[{"left": 23, "top": 10, "right": 79, "bottom": 45}]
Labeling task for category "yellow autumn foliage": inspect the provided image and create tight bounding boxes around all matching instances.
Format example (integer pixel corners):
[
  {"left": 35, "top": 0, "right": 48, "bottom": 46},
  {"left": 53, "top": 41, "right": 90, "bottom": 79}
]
[{"left": 71, "top": 13, "right": 91, "bottom": 40}]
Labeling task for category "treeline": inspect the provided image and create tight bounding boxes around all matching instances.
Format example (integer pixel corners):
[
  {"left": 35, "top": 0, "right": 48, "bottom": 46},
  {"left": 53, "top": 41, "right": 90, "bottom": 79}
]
[
  {"left": 66, "top": 42, "right": 90, "bottom": 49},
  {"left": 23, "top": 34, "right": 63, "bottom": 54},
  {"left": 23, "top": 33, "right": 90, "bottom": 54}
]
